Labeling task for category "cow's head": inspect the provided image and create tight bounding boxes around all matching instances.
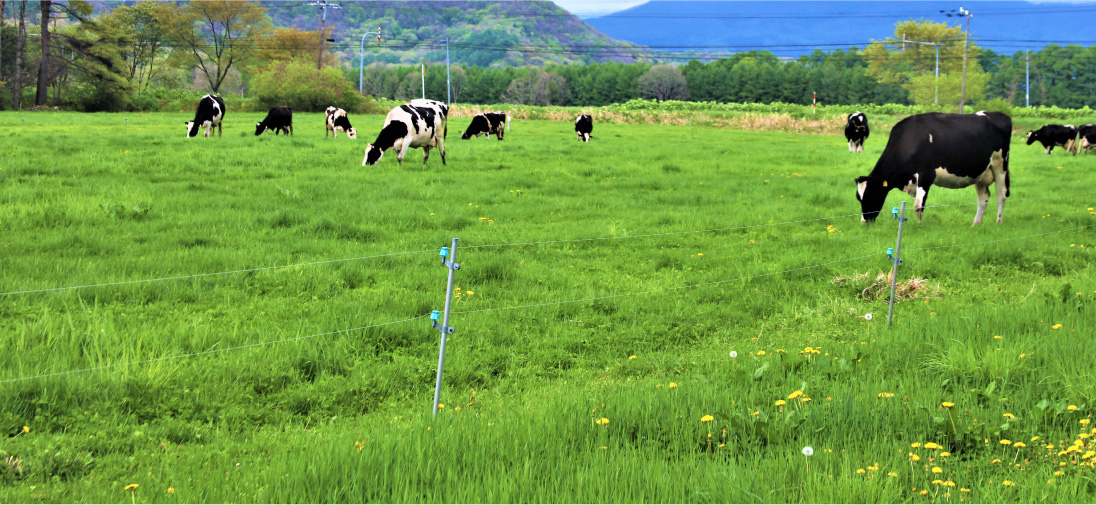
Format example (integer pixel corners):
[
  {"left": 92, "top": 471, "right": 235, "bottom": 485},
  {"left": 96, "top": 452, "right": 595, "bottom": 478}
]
[
  {"left": 1025, "top": 130, "right": 1038, "bottom": 145},
  {"left": 855, "top": 175, "right": 891, "bottom": 222},
  {"left": 184, "top": 121, "right": 196, "bottom": 138},
  {"left": 346, "top": 127, "right": 357, "bottom": 139},
  {"left": 363, "top": 144, "right": 384, "bottom": 166},
  {"left": 255, "top": 122, "right": 267, "bottom": 136}
]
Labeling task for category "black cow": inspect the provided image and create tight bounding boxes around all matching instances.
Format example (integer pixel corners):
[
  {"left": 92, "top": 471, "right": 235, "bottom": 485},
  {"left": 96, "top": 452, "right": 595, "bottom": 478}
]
[
  {"left": 255, "top": 106, "right": 293, "bottom": 136},
  {"left": 845, "top": 112, "right": 869, "bottom": 153},
  {"left": 1026, "top": 124, "right": 1077, "bottom": 154},
  {"left": 1075, "top": 124, "right": 1096, "bottom": 155},
  {"left": 184, "top": 94, "right": 225, "bottom": 138},
  {"left": 855, "top": 111, "right": 1012, "bottom": 226},
  {"left": 575, "top": 114, "right": 593, "bottom": 142},
  {"left": 461, "top": 112, "right": 507, "bottom": 140},
  {"left": 325, "top": 107, "right": 356, "bottom": 139}
]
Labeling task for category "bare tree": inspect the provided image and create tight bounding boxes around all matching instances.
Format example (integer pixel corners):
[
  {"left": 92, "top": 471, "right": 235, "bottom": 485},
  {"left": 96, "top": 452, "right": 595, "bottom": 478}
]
[
  {"left": 164, "top": 0, "right": 269, "bottom": 93},
  {"left": 35, "top": 0, "right": 52, "bottom": 106},
  {"left": 502, "top": 70, "right": 569, "bottom": 106},
  {"left": 448, "top": 65, "right": 467, "bottom": 103},
  {"left": 11, "top": 0, "right": 24, "bottom": 109},
  {"left": 361, "top": 63, "right": 394, "bottom": 99},
  {"left": 637, "top": 65, "right": 689, "bottom": 102},
  {"left": 1, "top": 1, "right": 6, "bottom": 84}
]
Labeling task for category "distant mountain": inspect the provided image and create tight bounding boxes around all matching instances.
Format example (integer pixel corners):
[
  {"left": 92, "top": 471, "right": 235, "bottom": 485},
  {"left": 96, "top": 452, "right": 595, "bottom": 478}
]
[
  {"left": 258, "top": 1, "right": 645, "bottom": 66},
  {"left": 587, "top": 1, "right": 1096, "bottom": 59}
]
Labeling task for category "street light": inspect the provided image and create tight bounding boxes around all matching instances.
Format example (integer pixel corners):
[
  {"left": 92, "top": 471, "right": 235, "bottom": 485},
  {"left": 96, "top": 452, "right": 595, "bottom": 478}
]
[
  {"left": 359, "top": 26, "right": 381, "bottom": 93},
  {"left": 901, "top": 35, "right": 940, "bottom": 105}
]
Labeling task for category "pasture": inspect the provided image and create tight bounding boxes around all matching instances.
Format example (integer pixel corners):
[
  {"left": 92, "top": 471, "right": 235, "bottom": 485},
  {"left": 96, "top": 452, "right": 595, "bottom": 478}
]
[{"left": 1, "top": 110, "right": 1094, "bottom": 503}]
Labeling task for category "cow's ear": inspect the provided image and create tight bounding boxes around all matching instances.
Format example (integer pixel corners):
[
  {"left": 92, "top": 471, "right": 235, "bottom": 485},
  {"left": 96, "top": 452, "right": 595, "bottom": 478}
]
[
  {"left": 882, "top": 180, "right": 888, "bottom": 187},
  {"left": 855, "top": 176, "right": 870, "bottom": 184}
]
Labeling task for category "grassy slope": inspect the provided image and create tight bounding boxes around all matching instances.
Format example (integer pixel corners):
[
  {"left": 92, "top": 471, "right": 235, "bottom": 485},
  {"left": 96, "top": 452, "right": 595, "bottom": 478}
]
[{"left": 0, "top": 112, "right": 1094, "bottom": 502}]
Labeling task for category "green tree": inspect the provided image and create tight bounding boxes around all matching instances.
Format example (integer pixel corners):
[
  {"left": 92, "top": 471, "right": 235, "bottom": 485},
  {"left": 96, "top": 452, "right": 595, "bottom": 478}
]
[
  {"left": 163, "top": 0, "right": 270, "bottom": 93},
  {"left": 863, "top": 20, "right": 984, "bottom": 110}
]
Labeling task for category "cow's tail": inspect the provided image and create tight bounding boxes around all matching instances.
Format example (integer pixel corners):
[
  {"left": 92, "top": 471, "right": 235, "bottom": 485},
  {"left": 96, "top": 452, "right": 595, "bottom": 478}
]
[{"left": 1004, "top": 150, "right": 1011, "bottom": 198}]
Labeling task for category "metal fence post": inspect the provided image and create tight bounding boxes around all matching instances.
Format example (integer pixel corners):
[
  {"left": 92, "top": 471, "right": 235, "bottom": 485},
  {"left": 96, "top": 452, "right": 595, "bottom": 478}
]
[
  {"left": 887, "top": 201, "right": 908, "bottom": 325},
  {"left": 431, "top": 238, "right": 460, "bottom": 417}
]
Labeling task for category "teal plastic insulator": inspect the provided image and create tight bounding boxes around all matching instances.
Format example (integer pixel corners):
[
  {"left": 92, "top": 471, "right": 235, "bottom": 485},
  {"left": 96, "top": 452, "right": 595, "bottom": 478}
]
[
  {"left": 892, "top": 207, "right": 899, "bottom": 217},
  {"left": 431, "top": 310, "right": 440, "bottom": 321},
  {"left": 440, "top": 247, "right": 449, "bottom": 257},
  {"left": 887, "top": 248, "right": 894, "bottom": 258}
]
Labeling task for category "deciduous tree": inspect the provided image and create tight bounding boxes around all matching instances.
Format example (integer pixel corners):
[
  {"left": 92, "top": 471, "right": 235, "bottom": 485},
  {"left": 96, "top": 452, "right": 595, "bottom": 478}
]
[
  {"left": 164, "top": 0, "right": 270, "bottom": 93},
  {"left": 637, "top": 64, "right": 689, "bottom": 101}
]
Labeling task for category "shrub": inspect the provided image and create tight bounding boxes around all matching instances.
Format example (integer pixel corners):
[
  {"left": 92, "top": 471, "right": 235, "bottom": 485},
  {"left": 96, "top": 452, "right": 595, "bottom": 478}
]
[{"left": 250, "top": 59, "right": 369, "bottom": 113}]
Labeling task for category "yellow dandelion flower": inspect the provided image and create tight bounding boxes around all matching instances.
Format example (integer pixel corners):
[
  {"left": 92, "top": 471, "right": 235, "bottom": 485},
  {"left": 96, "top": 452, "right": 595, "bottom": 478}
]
[
  {"left": 757, "top": 350, "right": 767, "bottom": 356},
  {"left": 888, "top": 472, "right": 898, "bottom": 477},
  {"left": 168, "top": 487, "right": 175, "bottom": 494},
  {"left": 910, "top": 453, "right": 921, "bottom": 462},
  {"left": 454, "top": 406, "right": 462, "bottom": 412},
  {"left": 961, "top": 488, "right": 970, "bottom": 493},
  {"left": 1031, "top": 436, "right": 1040, "bottom": 442},
  {"left": 775, "top": 400, "right": 786, "bottom": 406},
  {"left": 438, "top": 404, "right": 445, "bottom": 409},
  {"left": 801, "top": 397, "right": 812, "bottom": 403},
  {"left": 787, "top": 390, "right": 804, "bottom": 400},
  {"left": 911, "top": 442, "right": 922, "bottom": 448},
  {"left": 932, "top": 467, "right": 943, "bottom": 474},
  {"left": 628, "top": 355, "right": 636, "bottom": 360},
  {"left": 466, "top": 291, "right": 474, "bottom": 295},
  {"left": 942, "top": 402, "right": 955, "bottom": 408},
  {"left": 991, "top": 459, "right": 1002, "bottom": 464},
  {"left": 1002, "top": 480, "right": 1015, "bottom": 487},
  {"left": 1081, "top": 419, "right": 1091, "bottom": 426},
  {"left": 124, "top": 484, "right": 139, "bottom": 490},
  {"left": 750, "top": 411, "right": 759, "bottom": 416},
  {"left": 595, "top": 417, "right": 609, "bottom": 425},
  {"left": 920, "top": 490, "right": 929, "bottom": 496},
  {"left": 1000, "top": 439, "right": 1012, "bottom": 445},
  {"left": 700, "top": 415, "right": 715, "bottom": 423},
  {"left": 857, "top": 468, "right": 866, "bottom": 474},
  {"left": 1003, "top": 413, "right": 1015, "bottom": 419},
  {"left": 941, "top": 452, "right": 951, "bottom": 457},
  {"left": 22, "top": 426, "right": 29, "bottom": 433},
  {"left": 1052, "top": 324, "right": 1063, "bottom": 330},
  {"left": 668, "top": 382, "right": 678, "bottom": 388},
  {"left": 1054, "top": 471, "right": 1064, "bottom": 476},
  {"left": 1013, "top": 442, "right": 1026, "bottom": 448},
  {"left": 878, "top": 392, "right": 895, "bottom": 398},
  {"left": 1083, "top": 451, "right": 1095, "bottom": 460},
  {"left": 1067, "top": 405, "right": 1078, "bottom": 411},
  {"left": 924, "top": 442, "right": 941, "bottom": 450}
]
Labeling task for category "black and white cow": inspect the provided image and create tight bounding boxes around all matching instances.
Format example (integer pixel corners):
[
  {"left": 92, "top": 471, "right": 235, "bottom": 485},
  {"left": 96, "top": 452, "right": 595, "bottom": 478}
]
[
  {"left": 184, "top": 94, "right": 225, "bottom": 138},
  {"left": 855, "top": 111, "right": 1012, "bottom": 226},
  {"left": 363, "top": 99, "right": 449, "bottom": 166},
  {"left": 1074, "top": 124, "right": 1096, "bottom": 155},
  {"left": 575, "top": 114, "right": 593, "bottom": 142},
  {"left": 461, "top": 112, "right": 507, "bottom": 140},
  {"left": 325, "top": 107, "right": 356, "bottom": 139},
  {"left": 845, "top": 112, "right": 869, "bottom": 153},
  {"left": 255, "top": 105, "right": 293, "bottom": 136},
  {"left": 1026, "top": 124, "right": 1077, "bottom": 154}
]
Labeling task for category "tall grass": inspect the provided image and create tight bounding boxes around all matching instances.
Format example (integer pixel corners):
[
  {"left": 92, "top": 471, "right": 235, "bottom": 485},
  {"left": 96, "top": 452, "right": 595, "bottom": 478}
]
[{"left": 0, "top": 111, "right": 1094, "bottom": 502}]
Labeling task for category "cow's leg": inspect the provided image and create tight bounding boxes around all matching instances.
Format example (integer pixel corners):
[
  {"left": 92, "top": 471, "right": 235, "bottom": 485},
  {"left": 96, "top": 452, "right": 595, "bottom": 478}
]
[
  {"left": 849, "top": 140, "right": 855, "bottom": 152},
  {"left": 973, "top": 183, "right": 990, "bottom": 226},
  {"left": 857, "top": 140, "right": 864, "bottom": 153},
  {"left": 913, "top": 171, "right": 935, "bottom": 221},
  {"left": 991, "top": 150, "right": 1008, "bottom": 223},
  {"left": 423, "top": 146, "right": 431, "bottom": 164},
  {"left": 396, "top": 141, "right": 410, "bottom": 165},
  {"left": 218, "top": 122, "right": 222, "bottom": 138},
  {"left": 439, "top": 139, "right": 446, "bottom": 165}
]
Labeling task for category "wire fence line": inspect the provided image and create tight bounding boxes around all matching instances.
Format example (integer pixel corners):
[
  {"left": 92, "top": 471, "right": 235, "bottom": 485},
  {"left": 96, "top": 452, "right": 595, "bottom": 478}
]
[
  {"left": 0, "top": 314, "right": 431, "bottom": 385},
  {"left": 904, "top": 223, "right": 1096, "bottom": 252},
  {"left": 4, "top": 186, "right": 1094, "bottom": 298}
]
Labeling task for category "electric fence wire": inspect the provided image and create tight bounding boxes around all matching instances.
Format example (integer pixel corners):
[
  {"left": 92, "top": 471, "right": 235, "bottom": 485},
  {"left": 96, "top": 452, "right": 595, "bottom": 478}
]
[{"left": 0, "top": 313, "right": 432, "bottom": 385}]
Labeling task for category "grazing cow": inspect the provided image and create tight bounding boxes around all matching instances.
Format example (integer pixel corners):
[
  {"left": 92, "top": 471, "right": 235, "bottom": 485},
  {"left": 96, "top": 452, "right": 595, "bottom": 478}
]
[
  {"left": 363, "top": 99, "right": 449, "bottom": 166},
  {"left": 1075, "top": 124, "right": 1096, "bottom": 155},
  {"left": 845, "top": 112, "right": 869, "bottom": 153},
  {"left": 255, "top": 106, "right": 293, "bottom": 136},
  {"left": 326, "top": 107, "right": 357, "bottom": 139},
  {"left": 461, "top": 112, "right": 507, "bottom": 140},
  {"left": 575, "top": 114, "right": 593, "bottom": 142},
  {"left": 184, "top": 94, "right": 225, "bottom": 138},
  {"left": 1026, "top": 124, "right": 1077, "bottom": 154},
  {"left": 855, "top": 111, "right": 1012, "bottom": 226}
]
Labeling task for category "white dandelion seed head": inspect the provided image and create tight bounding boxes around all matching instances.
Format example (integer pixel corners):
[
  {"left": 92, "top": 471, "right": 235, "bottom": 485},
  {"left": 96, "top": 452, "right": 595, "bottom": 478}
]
[
  {"left": 729, "top": 351, "right": 738, "bottom": 358},
  {"left": 802, "top": 446, "right": 814, "bottom": 457},
  {"left": 864, "top": 313, "right": 873, "bottom": 321}
]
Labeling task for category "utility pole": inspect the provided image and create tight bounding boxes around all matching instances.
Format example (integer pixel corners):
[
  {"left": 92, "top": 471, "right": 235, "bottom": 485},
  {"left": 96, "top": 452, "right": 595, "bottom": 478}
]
[
  {"left": 359, "top": 26, "right": 381, "bottom": 93},
  {"left": 1025, "top": 50, "right": 1030, "bottom": 108},
  {"left": 901, "top": 34, "right": 940, "bottom": 105},
  {"left": 308, "top": 0, "right": 340, "bottom": 70},
  {"left": 957, "top": 6, "right": 972, "bottom": 113},
  {"left": 444, "top": 37, "right": 450, "bottom": 104}
]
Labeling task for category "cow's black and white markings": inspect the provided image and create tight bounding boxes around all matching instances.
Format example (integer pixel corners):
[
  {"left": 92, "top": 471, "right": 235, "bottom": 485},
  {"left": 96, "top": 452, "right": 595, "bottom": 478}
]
[
  {"left": 184, "top": 94, "right": 225, "bottom": 138},
  {"left": 1026, "top": 124, "right": 1077, "bottom": 154},
  {"left": 363, "top": 99, "right": 448, "bottom": 166},
  {"left": 1075, "top": 124, "right": 1096, "bottom": 155},
  {"left": 845, "top": 112, "right": 869, "bottom": 153},
  {"left": 855, "top": 111, "right": 1012, "bottom": 226},
  {"left": 255, "top": 105, "right": 293, "bottom": 136},
  {"left": 461, "top": 112, "right": 507, "bottom": 140},
  {"left": 575, "top": 114, "right": 593, "bottom": 142},
  {"left": 325, "top": 107, "right": 357, "bottom": 139}
]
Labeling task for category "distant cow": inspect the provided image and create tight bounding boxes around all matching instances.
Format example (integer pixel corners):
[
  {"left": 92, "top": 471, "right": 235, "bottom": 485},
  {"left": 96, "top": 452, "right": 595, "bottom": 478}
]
[
  {"left": 255, "top": 106, "right": 293, "bottom": 136},
  {"left": 845, "top": 112, "right": 869, "bottom": 153},
  {"left": 855, "top": 111, "right": 1011, "bottom": 226},
  {"left": 1026, "top": 124, "right": 1077, "bottom": 154},
  {"left": 1075, "top": 124, "right": 1096, "bottom": 155},
  {"left": 461, "top": 112, "right": 507, "bottom": 140},
  {"left": 184, "top": 94, "right": 225, "bottom": 138},
  {"left": 326, "top": 107, "right": 356, "bottom": 139},
  {"left": 363, "top": 99, "right": 449, "bottom": 166},
  {"left": 575, "top": 114, "right": 593, "bottom": 142}
]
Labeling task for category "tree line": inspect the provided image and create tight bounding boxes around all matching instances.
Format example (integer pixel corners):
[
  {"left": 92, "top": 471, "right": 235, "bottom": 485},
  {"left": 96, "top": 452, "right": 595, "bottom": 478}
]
[{"left": 1, "top": 2, "right": 1093, "bottom": 112}]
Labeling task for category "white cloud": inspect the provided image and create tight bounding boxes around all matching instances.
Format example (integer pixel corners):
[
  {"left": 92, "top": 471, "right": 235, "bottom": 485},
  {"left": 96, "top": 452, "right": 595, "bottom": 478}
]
[{"left": 553, "top": 0, "right": 649, "bottom": 17}]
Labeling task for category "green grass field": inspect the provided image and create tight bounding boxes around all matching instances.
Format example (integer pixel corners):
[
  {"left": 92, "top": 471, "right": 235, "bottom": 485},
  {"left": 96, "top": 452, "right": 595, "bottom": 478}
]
[{"left": 1, "top": 111, "right": 1095, "bottom": 503}]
